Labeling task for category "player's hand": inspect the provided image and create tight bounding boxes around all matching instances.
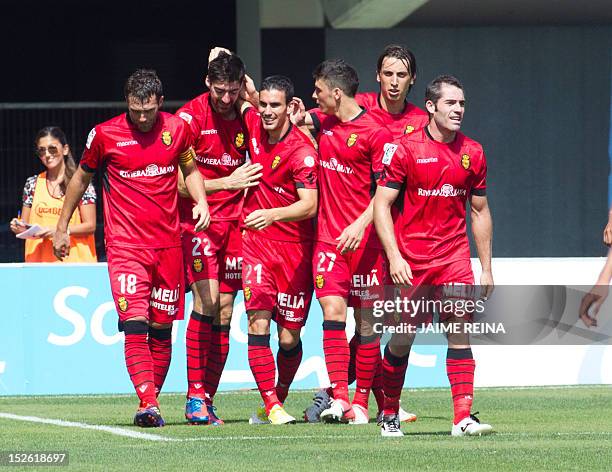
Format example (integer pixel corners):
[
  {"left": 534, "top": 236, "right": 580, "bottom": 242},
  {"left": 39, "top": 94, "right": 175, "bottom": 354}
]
[
  {"left": 479, "top": 269, "right": 494, "bottom": 300},
  {"left": 53, "top": 228, "right": 70, "bottom": 260},
  {"left": 193, "top": 200, "right": 211, "bottom": 232},
  {"left": 208, "top": 46, "right": 231, "bottom": 64},
  {"left": 244, "top": 209, "right": 277, "bottom": 230},
  {"left": 9, "top": 218, "right": 27, "bottom": 235},
  {"left": 579, "top": 283, "right": 608, "bottom": 328},
  {"left": 389, "top": 254, "right": 413, "bottom": 286},
  {"left": 604, "top": 221, "right": 612, "bottom": 246},
  {"left": 336, "top": 220, "right": 366, "bottom": 254},
  {"left": 289, "top": 97, "right": 306, "bottom": 126},
  {"left": 225, "top": 163, "right": 263, "bottom": 190},
  {"left": 37, "top": 226, "right": 56, "bottom": 239}
]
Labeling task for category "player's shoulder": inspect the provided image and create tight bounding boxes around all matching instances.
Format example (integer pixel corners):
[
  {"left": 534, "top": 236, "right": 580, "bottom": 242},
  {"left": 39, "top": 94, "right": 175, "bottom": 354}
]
[
  {"left": 405, "top": 102, "right": 429, "bottom": 118},
  {"left": 177, "top": 92, "right": 208, "bottom": 123},
  {"left": 457, "top": 132, "right": 484, "bottom": 155},
  {"left": 398, "top": 126, "right": 427, "bottom": 147},
  {"left": 160, "top": 111, "right": 189, "bottom": 131},
  {"left": 355, "top": 92, "right": 378, "bottom": 108},
  {"left": 288, "top": 125, "right": 316, "bottom": 151}
]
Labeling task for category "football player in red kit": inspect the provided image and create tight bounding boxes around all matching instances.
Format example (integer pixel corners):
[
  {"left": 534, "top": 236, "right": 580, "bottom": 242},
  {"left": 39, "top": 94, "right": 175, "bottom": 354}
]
[
  {"left": 178, "top": 51, "right": 263, "bottom": 425},
  {"left": 53, "top": 69, "right": 210, "bottom": 427},
  {"left": 374, "top": 75, "right": 494, "bottom": 437}
]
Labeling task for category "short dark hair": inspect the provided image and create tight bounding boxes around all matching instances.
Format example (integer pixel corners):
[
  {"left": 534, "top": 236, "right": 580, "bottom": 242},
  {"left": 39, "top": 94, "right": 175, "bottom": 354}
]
[
  {"left": 425, "top": 75, "right": 464, "bottom": 104},
  {"left": 124, "top": 69, "right": 163, "bottom": 102},
  {"left": 312, "top": 59, "right": 359, "bottom": 97},
  {"left": 260, "top": 75, "right": 294, "bottom": 104},
  {"left": 207, "top": 51, "right": 246, "bottom": 84}
]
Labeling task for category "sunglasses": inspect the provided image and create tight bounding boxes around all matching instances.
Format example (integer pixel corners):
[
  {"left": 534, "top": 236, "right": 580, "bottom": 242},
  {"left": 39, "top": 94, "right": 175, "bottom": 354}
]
[{"left": 36, "top": 145, "right": 61, "bottom": 157}]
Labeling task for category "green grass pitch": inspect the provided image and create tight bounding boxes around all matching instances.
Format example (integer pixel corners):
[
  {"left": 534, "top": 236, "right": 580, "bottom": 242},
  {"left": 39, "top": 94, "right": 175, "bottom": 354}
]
[{"left": 0, "top": 385, "right": 610, "bottom": 471}]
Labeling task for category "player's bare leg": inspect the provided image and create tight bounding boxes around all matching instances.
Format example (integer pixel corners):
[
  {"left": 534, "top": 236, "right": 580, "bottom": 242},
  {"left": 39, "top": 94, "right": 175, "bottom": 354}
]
[
  {"left": 446, "top": 318, "right": 492, "bottom": 436},
  {"left": 185, "top": 279, "right": 219, "bottom": 424},
  {"left": 247, "top": 310, "right": 296, "bottom": 425},
  {"left": 319, "top": 296, "right": 354, "bottom": 423},
  {"left": 276, "top": 326, "right": 303, "bottom": 405},
  {"left": 204, "top": 291, "right": 235, "bottom": 425}
]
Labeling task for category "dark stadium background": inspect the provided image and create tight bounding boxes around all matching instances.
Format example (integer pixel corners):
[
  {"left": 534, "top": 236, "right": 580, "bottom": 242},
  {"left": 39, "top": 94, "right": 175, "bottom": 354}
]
[{"left": 1, "top": 0, "right": 611, "bottom": 262}]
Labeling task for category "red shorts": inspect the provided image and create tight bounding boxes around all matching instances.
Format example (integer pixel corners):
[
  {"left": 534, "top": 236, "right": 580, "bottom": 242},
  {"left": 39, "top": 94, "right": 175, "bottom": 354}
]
[
  {"left": 388, "top": 259, "right": 476, "bottom": 325},
  {"left": 106, "top": 245, "right": 185, "bottom": 324},
  {"left": 242, "top": 231, "right": 313, "bottom": 330},
  {"left": 313, "top": 241, "right": 387, "bottom": 308},
  {"left": 181, "top": 219, "right": 242, "bottom": 292}
]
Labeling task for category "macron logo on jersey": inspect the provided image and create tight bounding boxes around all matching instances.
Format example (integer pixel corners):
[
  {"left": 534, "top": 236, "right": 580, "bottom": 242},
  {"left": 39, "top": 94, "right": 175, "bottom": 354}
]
[
  {"left": 120, "top": 164, "right": 175, "bottom": 178},
  {"left": 418, "top": 184, "right": 467, "bottom": 198},
  {"left": 201, "top": 129, "right": 217, "bottom": 135},
  {"left": 416, "top": 157, "right": 438, "bottom": 164},
  {"left": 117, "top": 140, "right": 138, "bottom": 147},
  {"left": 322, "top": 129, "right": 333, "bottom": 136},
  {"left": 320, "top": 157, "right": 353, "bottom": 174}
]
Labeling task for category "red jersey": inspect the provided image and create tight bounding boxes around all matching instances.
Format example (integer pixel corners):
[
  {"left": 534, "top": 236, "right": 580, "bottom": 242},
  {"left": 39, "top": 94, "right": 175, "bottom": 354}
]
[
  {"left": 378, "top": 127, "right": 487, "bottom": 269},
  {"left": 356, "top": 92, "right": 429, "bottom": 138},
  {"left": 80, "top": 112, "right": 193, "bottom": 249},
  {"left": 310, "top": 108, "right": 393, "bottom": 248},
  {"left": 241, "top": 107, "right": 318, "bottom": 242},
  {"left": 176, "top": 92, "right": 247, "bottom": 222}
]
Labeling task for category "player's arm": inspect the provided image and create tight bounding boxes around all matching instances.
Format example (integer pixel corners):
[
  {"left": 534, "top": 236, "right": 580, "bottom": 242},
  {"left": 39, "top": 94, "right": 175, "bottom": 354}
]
[
  {"left": 373, "top": 185, "right": 413, "bottom": 285},
  {"left": 336, "top": 199, "right": 374, "bottom": 254},
  {"left": 244, "top": 188, "right": 317, "bottom": 230},
  {"left": 579, "top": 247, "right": 612, "bottom": 327},
  {"left": 470, "top": 193, "right": 494, "bottom": 298},
  {"left": 178, "top": 163, "right": 263, "bottom": 197},
  {"left": 180, "top": 151, "right": 211, "bottom": 232},
  {"left": 289, "top": 97, "right": 314, "bottom": 129},
  {"left": 53, "top": 166, "right": 94, "bottom": 259},
  {"left": 603, "top": 209, "right": 612, "bottom": 246},
  {"left": 64, "top": 202, "right": 96, "bottom": 236}
]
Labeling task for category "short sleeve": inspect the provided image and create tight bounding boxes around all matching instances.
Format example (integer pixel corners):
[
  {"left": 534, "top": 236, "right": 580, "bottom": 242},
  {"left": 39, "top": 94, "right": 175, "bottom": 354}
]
[
  {"left": 242, "top": 106, "right": 261, "bottom": 135},
  {"left": 378, "top": 140, "right": 408, "bottom": 190},
  {"left": 80, "top": 127, "right": 103, "bottom": 173},
  {"left": 292, "top": 144, "right": 318, "bottom": 190},
  {"left": 80, "top": 182, "right": 97, "bottom": 205},
  {"left": 175, "top": 118, "right": 195, "bottom": 164},
  {"left": 22, "top": 175, "right": 37, "bottom": 207},
  {"left": 308, "top": 108, "right": 326, "bottom": 135},
  {"left": 369, "top": 126, "right": 394, "bottom": 176},
  {"left": 176, "top": 105, "right": 200, "bottom": 147},
  {"left": 472, "top": 149, "right": 487, "bottom": 196}
]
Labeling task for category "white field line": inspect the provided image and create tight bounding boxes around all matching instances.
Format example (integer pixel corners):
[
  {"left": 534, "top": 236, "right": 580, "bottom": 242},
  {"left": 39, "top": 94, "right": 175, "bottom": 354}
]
[
  {"left": 0, "top": 412, "right": 175, "bottom": 442},
  {"left": 1, "top": 411, "right": 610, "bottom": 443}
]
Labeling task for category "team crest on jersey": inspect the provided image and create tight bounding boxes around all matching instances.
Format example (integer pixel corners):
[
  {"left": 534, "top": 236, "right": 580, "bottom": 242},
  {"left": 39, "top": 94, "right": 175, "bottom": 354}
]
[
  {"left": 461, "top": 153, "right": 470, "bottom": 170},
  {"left": 244, "top": 286, "right": 252, "bottom": 301},
  {"left": 346, "top": 133, "right": 358, "bottom": 147},
  {"left": 235, "top": 132, "right": 245, "bottom": 148},
  {"left": 117, "top": 296, "right": 128, "bottom": 312},
  {"left": 315, "top": 274, "right": 325, "bottom": 289},
  {"left": 161, "top": 131, "right": 172, "bottom": 146},
  {"left": 193, "top": 258, "right": 203, "bottom": 273},
  {"left": 404, "top": 125, "right": 415, "bottom": 134},
  {"left": 272, "top": 155, "right": 281, "bottom": 169}
]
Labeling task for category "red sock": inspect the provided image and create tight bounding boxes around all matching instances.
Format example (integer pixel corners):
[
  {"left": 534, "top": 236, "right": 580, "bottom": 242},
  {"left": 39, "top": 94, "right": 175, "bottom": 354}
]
[
  {"left": 185, "top": 311, "right": 212, "bottom": 399},
  {"left": 124, "top": 326, "right": 157, "bottom": 408},
  {"left": 347, "top": 334, "right": 359, "bottom": 385},
  {"left": 447, "top": 348, "right": 475, "bottom": 424},
  {"left": 148, "top": 326, "right": 172, "bottom": 396},
  {"left": 204, "top": 324, "right": 230, "bottom": 405},
  {"left": 352, "top": 334, "right": 380, "bottom": 409},
  {"left": 323, "top": 320, "right": 349, "bottom": 403},
  {"left": 372, "top": 350, "right": 385, "bottom": 412},
  {"left": 248, "top": 334, "right": 280, "bottom": 414},
  {"left": 276, "top": 340, "right": 303, "bottom": 404},
  {"left": 382, "top": 345, "right": 409, "bottom": 416}
]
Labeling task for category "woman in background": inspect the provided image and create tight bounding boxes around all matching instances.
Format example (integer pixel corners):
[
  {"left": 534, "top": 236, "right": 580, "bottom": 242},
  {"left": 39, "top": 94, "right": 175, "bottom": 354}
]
[{"left": 9, "top": 126, "right": 97, "bottom": 262}]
